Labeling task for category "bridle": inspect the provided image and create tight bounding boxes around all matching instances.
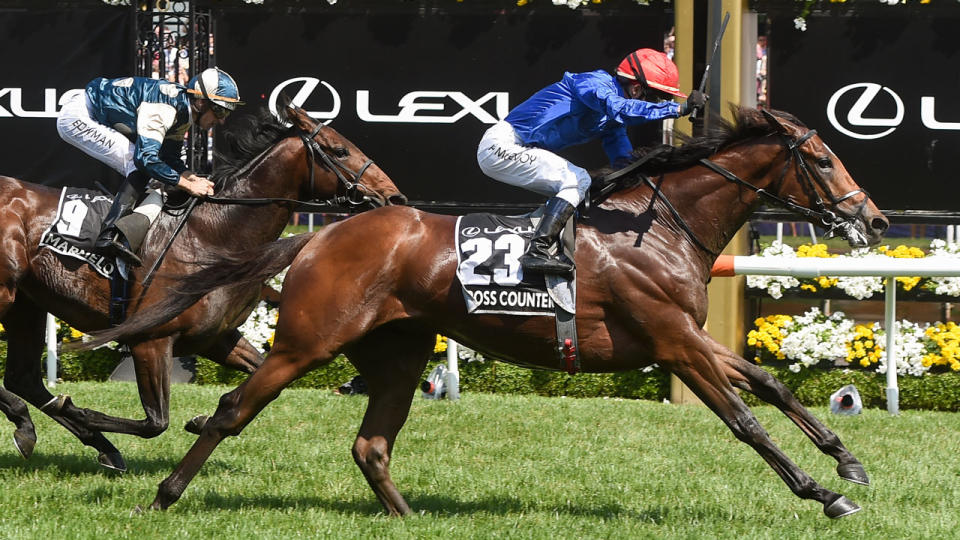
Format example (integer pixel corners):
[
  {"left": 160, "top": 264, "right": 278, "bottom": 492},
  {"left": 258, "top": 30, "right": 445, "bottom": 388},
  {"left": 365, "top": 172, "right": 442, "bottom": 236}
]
[
  {"left": 206, "top": 121, "right": 382, "bottom": 211},
  {"left": 298, "top": 121, "right": 379, "bottom": 209},
  {"left": 648, "top": 122, "right": 870, "bottom": 257}
]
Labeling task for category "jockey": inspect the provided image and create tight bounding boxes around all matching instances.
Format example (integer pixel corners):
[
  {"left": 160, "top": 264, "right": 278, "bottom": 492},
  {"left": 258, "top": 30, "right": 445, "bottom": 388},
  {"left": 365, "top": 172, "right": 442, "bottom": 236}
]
[
  {"left": 56, "top": 67, "right": 243, "bottom": 266},
  {"left": 477, "top": 48, "right": 705, "bottom": 274}
]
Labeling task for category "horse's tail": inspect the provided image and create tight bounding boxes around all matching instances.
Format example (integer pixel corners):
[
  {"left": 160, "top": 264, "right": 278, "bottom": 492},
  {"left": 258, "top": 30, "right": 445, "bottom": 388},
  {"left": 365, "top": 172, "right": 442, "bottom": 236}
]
[{"left": 77, "top": 231, "right": 317, "bottom": 350}]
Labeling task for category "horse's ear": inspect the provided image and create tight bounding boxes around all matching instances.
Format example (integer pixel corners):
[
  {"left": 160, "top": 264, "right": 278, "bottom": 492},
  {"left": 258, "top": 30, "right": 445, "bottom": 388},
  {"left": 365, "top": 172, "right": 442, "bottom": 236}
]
[
  {"left": 761, "top": 109, "right": 788, "bottom": 134},
  {"left": 283, "top": 100, "right": 314, "bottom": 132}
]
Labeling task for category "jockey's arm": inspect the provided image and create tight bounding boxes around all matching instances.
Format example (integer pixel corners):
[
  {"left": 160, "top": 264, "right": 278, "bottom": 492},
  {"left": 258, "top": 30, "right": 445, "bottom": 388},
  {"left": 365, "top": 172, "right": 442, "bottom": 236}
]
[
  {"left": 134, "top": 104, "right": 214, "bottom": 197},
  {"left": 572, "top": 72, "right": 681, "bottom": 126}
]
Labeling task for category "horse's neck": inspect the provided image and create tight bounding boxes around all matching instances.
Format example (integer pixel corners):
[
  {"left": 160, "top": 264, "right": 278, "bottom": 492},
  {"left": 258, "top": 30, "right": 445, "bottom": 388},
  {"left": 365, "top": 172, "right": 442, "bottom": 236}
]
[
  {"left": 196, "top": 141, "right": 303, "bottom": 247},
  {"left": 657, "top": 147, "right": 780, "bottom": 256}
]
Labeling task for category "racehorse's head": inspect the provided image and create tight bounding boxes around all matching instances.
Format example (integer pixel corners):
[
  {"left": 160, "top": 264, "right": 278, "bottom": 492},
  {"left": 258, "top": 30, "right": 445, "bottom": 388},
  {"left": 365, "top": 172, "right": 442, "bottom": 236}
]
[
  {"left": 759, "top": 110, "right": 888, "bottom": 247},
  {"left": 283, "top": 103, "right": 407, "bottom": 208}
]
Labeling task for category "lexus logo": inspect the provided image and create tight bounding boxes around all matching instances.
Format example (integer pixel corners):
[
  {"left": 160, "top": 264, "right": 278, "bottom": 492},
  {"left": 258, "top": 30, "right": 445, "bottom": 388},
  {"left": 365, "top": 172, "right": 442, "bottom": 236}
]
[
  {"left": 826, "top": 83, "right": 903, "bottom": 140},
  {"left": 827, "top": 82, "right": 960, "bottom": 140},
  {"left": 268, "top": 77, "right": 509, "bottom": 125}
]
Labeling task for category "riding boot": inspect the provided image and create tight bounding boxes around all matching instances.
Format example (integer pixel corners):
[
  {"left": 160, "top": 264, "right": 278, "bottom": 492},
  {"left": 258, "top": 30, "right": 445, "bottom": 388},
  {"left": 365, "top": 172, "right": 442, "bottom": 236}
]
[
  {"left": 95, "top": 171, "right": 147, "bottom": 267},
  {"left": 519, "top": 196, "right": 577, "bottom": 275}
]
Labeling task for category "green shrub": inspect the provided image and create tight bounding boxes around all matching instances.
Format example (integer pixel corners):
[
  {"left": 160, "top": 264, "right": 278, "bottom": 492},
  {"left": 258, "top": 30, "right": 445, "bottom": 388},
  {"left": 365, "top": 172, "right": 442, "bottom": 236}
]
[{"left": 741, "top": 366, "right": 960, "bottom": 412}]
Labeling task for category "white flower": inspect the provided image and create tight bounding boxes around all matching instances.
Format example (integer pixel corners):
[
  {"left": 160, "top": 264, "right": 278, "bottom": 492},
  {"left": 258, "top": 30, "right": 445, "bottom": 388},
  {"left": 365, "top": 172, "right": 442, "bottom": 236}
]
[{"left": 793, "top": 17, "right": 807, "bottom": 32}]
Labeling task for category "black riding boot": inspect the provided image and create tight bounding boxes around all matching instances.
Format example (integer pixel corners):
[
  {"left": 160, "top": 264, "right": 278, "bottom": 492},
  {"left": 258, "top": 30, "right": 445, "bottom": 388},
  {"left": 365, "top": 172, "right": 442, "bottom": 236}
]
[
  {"left": 519, "top": 197, "right": 577, "bottom": 275},
  {"left": 95, "top": 171, "right": 147, "bottom": 267}
]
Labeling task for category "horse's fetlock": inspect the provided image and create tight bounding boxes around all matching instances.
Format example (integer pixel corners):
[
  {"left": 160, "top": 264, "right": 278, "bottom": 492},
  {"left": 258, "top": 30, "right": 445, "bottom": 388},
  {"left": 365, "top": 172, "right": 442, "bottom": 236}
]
[{"left": 140, "top": 418, "right": 169, "bottom": 438}]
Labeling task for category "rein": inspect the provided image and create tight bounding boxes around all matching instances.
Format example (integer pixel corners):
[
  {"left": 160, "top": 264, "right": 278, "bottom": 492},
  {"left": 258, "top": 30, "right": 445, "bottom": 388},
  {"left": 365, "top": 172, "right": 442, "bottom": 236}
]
[
  {"left": 649, "top": 128, "right": 868, "bottom": 257},
  {"left": 206, "top": 121, "right": 379, "bottom": 211}
]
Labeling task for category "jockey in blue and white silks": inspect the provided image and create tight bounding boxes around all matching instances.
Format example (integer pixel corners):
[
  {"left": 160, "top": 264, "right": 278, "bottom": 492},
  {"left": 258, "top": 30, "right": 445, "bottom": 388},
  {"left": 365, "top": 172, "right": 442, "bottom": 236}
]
[
  {"left": 477, "top": 49, "right": 705, "bottom": 275},
  {"left": 56, "top": 67, "right": 242, "bottom": 266}
]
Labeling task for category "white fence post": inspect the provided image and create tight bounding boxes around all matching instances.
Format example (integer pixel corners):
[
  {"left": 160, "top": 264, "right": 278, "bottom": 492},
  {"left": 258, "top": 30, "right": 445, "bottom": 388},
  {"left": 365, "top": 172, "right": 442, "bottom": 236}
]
[
  {"left": 884, "top": 279, "right": 899, "bottom": 415},
  {"left": 445, "top": 339, "right": 460, "bottom": 401},
  {"left": 45, "top": 313, "right": 57, "bottom": 387}
]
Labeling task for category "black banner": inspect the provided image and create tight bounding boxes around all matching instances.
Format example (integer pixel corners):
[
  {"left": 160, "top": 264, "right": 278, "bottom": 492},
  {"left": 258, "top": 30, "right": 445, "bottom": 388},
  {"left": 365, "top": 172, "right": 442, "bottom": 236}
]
[
  {"left": 0, "top": 7, "right": 133, "bottom": 190},
  {"left": 215, "top": 5, "right": 668, "bottom": 209},
  {"left": 769, "top": 15, "right": 960, "bottom": 211}
]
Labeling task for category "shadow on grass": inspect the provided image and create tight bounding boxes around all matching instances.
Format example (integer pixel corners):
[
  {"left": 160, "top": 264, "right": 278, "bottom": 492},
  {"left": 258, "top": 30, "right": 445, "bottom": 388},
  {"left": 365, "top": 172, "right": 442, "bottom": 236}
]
[
  {"left": 192, "top": 491, "right": 670, "bottom": 522},
  {"left": 0, "top": 451, "right": 233, "bottom": 477}
]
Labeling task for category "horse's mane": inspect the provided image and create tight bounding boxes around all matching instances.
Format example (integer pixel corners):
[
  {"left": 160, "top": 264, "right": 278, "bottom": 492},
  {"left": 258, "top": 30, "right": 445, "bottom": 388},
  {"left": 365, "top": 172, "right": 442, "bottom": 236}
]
[
  {"left": 209, "top": 105, "right": 295, "bottom": 186},
  {"left": 593, "top": 106, "right": 805, "bottom": 178}
]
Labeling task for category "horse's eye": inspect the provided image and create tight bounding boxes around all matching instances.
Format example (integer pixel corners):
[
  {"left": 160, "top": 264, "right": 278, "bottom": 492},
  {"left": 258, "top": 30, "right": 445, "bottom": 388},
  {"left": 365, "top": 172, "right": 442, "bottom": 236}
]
[
  {"left": 333, "top": 147, "right": 349, "bottom": 159},
  {"left": 816, "top": 156, "right": 832, "bottom": 169}
]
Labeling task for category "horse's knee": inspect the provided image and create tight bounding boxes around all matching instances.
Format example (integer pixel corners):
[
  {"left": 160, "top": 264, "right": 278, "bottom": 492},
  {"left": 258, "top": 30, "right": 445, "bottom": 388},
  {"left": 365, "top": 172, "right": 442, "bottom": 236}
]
[
  {"left": 353, "top": 438, "right": 390, "bottom": 480},
  {"left": 728, "top": 412, "right": 769, "bottom": 445}
]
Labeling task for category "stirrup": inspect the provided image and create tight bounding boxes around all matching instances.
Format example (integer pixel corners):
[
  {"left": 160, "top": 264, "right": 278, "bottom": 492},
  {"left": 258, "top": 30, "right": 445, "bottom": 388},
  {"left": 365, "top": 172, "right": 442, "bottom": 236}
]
[
  {"left": 100, "top": 233, "right": 142, "bottom": 267},
  {"left": 519, "top": 252, "right": 574, "bottom": 275}
]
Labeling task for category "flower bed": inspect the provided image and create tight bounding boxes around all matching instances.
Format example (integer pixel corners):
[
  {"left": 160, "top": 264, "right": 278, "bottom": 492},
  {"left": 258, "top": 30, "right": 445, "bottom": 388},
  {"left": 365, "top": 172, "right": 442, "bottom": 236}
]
[{"left": 748, "top": 308, "right": 960, "bottom": 377}]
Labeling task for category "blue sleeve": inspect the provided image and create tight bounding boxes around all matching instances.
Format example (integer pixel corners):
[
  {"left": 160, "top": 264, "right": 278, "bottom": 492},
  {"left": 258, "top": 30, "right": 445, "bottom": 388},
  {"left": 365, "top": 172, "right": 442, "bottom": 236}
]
[
  {"left": 600, "top": 127, "right": 633, "bottom": 164},
  {"left": 134, "top": 136, "right": 181, "bottom": 186},
  {"left": 159, "top": 139, "right": 188, "bottom": 175},
  {"left": 572, "top": 73, "right": 681, "bottom": 126}
]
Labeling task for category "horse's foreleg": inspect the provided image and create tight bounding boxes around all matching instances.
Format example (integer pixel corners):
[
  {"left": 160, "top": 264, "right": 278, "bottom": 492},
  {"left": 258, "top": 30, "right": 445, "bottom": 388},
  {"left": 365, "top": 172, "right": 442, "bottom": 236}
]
[
  {"left": 0, "top": 387, "right": 36, "bottom": 459},
  {"left": 0, "top": 230, "right": 37, "bottom": 458},
  {"left": 199, "top": 329, "right": 264, "bottom": 374},
  {"left": 345, "top": 326, "right": 435, "bottom": 516},
  {"left": 151, "top": 343, "right": 333, "bottom": 510},
  {"left": 713, "top": 340, "right": 869, "bottom": 486},
  {"left": 53, "top": 339, "right": 174, "bottom": 439},
  {"left": 661, "top": 319, "right": 859, "bottom": 519},
  {"left": 2, "top": 300, "right": 125, "bottom": 471}
]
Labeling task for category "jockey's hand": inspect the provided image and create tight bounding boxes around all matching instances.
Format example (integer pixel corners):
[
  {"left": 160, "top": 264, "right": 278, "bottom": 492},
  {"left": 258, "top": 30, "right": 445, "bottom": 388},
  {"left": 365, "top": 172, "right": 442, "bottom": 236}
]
[
  {"left": 679, "top": 90, "right": 707, "bottom": 116},
  {"left": 177, "top": 170, "right": 215, "bottom": 198}
]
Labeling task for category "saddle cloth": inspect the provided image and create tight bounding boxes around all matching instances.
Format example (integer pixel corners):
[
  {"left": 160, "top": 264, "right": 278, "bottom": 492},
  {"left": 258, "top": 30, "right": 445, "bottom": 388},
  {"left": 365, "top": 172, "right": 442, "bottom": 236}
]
[
  {"left": 39, "top": 187, "right": 117, "bottom": 278},
  {"left": 455, "top": 211, "right": 575, "bottom": 316}
]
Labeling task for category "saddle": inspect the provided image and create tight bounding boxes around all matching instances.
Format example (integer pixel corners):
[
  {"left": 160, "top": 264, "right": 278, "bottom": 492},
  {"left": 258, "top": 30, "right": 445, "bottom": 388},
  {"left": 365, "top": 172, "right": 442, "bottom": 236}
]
[
  {"left": 39, "top": 186, "right": 174, "bottom": 324},
  {"left": 454, "top": 210, "right": 578, "bottom": 373}
]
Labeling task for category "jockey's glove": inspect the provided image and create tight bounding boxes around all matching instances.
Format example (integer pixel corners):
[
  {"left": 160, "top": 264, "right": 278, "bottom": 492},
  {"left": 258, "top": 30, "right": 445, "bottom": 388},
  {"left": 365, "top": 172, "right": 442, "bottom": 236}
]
[{"left": 679, "top": 90, "right": 707, "bottom": 116}]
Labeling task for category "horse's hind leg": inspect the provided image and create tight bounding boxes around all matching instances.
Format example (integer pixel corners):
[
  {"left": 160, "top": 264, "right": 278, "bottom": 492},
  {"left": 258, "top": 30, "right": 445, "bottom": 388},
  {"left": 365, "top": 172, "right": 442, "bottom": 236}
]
[
  {"left": 345, "top": 325, "right": 435, "bottom": 516},
  {"left": 0, "top": 387, "right": 36, "bottom": 459},
  {"left": 200, "top": 330, "right": 264, "bottom": 374},
  {"left": 713, "top": 340, "right": 869, "bottom": 486},
  {"left": 657, "top": 317, "right": 859, "bottom": 518},
  {"left": 150, "top": 335, "right": 337, "bottom": 509},
  {"left": 2, "top": 300, "right": 125, "bottom": 471}
]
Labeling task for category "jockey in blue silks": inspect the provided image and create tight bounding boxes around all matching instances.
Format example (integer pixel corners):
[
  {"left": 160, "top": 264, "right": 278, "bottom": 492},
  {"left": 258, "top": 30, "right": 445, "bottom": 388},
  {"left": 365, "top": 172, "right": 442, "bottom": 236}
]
[
  {"left": 477, "top": 48, "right": 705, "bottom": 275},
  {"left": 56, "top": 67, "right": 242, "bottom": 266}
]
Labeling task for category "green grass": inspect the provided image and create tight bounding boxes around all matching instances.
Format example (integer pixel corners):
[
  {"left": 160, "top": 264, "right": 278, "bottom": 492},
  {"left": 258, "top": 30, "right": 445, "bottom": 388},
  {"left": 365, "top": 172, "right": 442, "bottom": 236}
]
[{"left": 0, "top": 382, "right": 957, "bottom": 539}]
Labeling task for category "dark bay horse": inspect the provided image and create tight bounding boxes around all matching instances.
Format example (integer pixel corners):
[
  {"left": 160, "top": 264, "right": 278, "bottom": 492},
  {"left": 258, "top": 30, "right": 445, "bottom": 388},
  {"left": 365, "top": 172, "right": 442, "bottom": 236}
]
[
  {"left": 95, "top": 108, "right": 888, "bottom": 517},
  {"left": 0, "top": 103, "right": 405, "bottom": 471}
]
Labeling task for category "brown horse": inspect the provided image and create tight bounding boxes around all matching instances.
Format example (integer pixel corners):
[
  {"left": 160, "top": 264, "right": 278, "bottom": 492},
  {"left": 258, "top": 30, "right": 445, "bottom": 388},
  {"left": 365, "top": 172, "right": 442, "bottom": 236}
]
[
  {"left": 0, "top": 103, "right": 405, "bottom": 471},
  {"left": 95, "top": 108, "right": 888, "bottom": 517}
]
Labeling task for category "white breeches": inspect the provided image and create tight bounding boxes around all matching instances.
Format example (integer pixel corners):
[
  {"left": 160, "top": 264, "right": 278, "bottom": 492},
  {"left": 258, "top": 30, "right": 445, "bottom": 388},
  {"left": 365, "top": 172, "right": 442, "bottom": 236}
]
[
  {"left": 477, "top": 121, "right": 591, "bottom": 206},
  {"left": 56, "top": 91, "right": 138, "bottom": 178}
]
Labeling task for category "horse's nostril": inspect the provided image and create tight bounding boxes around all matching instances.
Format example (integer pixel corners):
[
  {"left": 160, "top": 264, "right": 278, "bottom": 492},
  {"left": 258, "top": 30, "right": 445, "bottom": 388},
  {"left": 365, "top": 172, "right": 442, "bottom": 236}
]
[
  {"left": 388, "top": 194, "right": 408, "bottom": 206},
  {"left": 872, "top": 217, "right": 889, "bottom": 233}
]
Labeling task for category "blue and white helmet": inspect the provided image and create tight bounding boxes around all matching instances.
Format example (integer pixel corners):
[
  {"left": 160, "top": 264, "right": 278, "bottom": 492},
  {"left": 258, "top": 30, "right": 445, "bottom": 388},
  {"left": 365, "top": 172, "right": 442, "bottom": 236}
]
[{"left": 187, "top": 67, "right": 243, "bottom": 111}]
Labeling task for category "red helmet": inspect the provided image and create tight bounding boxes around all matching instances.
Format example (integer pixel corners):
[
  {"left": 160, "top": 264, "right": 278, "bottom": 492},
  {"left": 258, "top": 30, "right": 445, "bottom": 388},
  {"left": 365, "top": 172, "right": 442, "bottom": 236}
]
[{"left": 616, "top": 48, "right": 686, "bottom": 98}]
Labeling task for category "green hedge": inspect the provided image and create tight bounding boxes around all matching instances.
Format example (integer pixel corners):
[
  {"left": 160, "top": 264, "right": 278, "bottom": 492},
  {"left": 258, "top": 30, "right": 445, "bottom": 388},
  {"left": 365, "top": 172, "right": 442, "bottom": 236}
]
[
  {"left": 741, "top": 366, "right": 960, "bottom": 412},
  {"left": 3, "top": 337, "right": 959, "bottom": 411},
  {"left": 196, "top": 354, "right": 669, "bottom": 401}
]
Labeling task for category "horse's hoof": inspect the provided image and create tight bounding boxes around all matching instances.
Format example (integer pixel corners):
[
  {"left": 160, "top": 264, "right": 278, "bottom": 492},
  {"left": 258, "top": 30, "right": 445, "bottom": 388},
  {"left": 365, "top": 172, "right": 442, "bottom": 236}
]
[
  {"left": 13, "top": 429, "right": 36, "bottom": 459},
  {"left": 823, "top": 495, "right": 861, "bottom": 519},
  {"left": 98, "top": 452, "right": 127, "bottom": 473},
  {"left": 837, "top": 462, "right": 870, "bottom": 486},
  {"left": 184, "top": 415, "right": 208, "bottom": 435}
]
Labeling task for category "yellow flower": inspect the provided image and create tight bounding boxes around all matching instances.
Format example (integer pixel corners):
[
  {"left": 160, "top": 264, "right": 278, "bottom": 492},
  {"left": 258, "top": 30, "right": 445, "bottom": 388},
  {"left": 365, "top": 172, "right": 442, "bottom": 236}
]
[{"left": 433, "top": 334, "right": 448, "bottom": 354}]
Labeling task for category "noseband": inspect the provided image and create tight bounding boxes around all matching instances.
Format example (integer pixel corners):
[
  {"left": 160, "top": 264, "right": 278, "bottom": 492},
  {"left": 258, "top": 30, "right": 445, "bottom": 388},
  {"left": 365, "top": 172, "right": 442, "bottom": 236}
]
[{"left": 300, "top": 122, "right": 379, "bottom": 208}]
